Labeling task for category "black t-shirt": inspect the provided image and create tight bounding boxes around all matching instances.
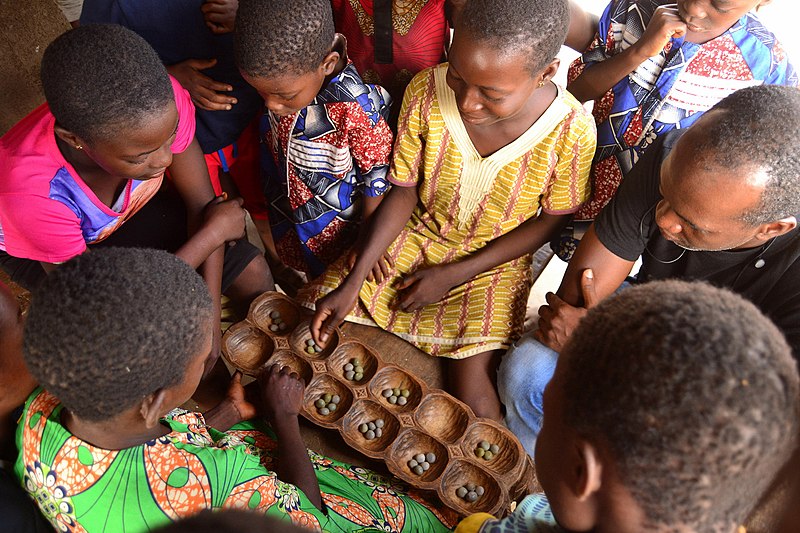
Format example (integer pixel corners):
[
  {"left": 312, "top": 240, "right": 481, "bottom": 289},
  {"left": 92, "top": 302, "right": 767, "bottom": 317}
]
[{"left": 595, "top": 130, "right": 800, "bottom": 358}]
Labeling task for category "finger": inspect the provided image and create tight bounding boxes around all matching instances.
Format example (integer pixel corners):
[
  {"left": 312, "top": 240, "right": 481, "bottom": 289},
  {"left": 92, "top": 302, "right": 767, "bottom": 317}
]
[
  {"left": 537, "top": 304, "right": 553, "bottom": 321},
  {"left": 379, "top": 257, "right": 390, "bottom": 280},
  {"left": 231, "top": 371, "right": 243, "bottom": 384},
  {"left": 310, "top": 308, "right": 330, "bottom": 344},
  {"left": 544, "top": 292, "right": 564, "bottom": 308},
  {"left": 384, "top": 253, "right": 395, "bottom": 268},
  {"left": 196, "top": 75, "right": 235, "bottom": 94},
  {"left": 347, "top": 252, "right": 356, "bottom": 270},
  {"left": 186, "top": 58, "right": 218, "bottom": 70},
  {"left": 366, "top": 269, "right": 374, "bottom": 283},
  {"left": 533, "top": 329, "right": 545, "bottom": 344},
  {"left": 581, "top": 269, "right": 600, "bottom": 308},
  {"left": 193, "top": 94, "right": 235, "bottom": 112},
  {"left": 372, "top": 264, "right": 383, "bottom": 284},
  {"left": 396, "top": 274, "right": 418, "bottom": 291}
]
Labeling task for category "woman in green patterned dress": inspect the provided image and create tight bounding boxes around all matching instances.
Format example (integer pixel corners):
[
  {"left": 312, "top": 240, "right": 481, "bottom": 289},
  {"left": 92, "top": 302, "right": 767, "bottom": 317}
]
[{"left": 15, "top": 248, "right": 456, "bottom": 532}]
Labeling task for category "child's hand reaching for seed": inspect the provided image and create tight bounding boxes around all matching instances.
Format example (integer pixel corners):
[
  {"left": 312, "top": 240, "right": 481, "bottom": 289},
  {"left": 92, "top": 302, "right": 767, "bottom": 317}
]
[{"left": 259, "top": 364, "right": 305, "bottom": 422}]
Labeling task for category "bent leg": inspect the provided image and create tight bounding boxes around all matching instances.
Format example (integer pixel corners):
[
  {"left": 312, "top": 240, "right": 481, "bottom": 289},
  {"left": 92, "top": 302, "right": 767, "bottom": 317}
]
[
  {"left": 497, "top": 333, "right": 558, "bottom": 456},
  {"left": 447, "top": 350, "right": 503, "bottom": 421}
]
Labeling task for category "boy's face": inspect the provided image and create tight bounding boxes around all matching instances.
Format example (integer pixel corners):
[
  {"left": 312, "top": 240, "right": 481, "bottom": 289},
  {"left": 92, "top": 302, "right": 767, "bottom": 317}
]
[
  {"left": 242, "top": 69, "right": 327, "bottom": 117},
  {"left": 678, "top": 0, "right": 766, "bottom": 39},
  {"left": 446, "top": 29, "right": 543, "bottom": 127}
]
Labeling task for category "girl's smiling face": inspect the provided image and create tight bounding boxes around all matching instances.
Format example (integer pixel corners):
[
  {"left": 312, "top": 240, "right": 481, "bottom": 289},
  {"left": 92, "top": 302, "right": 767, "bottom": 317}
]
[{"left": 446, "top": 29, "right": 549, "bottom": 127}]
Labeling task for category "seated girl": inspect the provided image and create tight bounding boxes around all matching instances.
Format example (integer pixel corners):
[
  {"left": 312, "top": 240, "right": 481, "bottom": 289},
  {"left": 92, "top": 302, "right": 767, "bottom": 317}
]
[
  {"left": 16, "top": 247, "right": 456, "bottom": 532},
  {"left": 305, "top": 0, "right": 595, "bottom": 419},
  {"left": 0, "top": 24, "right": 272, "bottom": 319}
]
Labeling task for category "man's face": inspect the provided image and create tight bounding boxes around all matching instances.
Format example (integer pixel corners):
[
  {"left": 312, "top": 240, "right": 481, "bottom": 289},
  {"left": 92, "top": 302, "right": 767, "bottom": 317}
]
[{"left": 655, "top": 112, "right": 769, "bottom": 252}]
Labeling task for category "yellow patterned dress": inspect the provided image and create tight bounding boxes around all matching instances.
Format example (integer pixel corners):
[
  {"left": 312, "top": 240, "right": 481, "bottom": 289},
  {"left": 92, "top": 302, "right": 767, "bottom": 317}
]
[{"left": 299, "top": 64, "right": 595, "bottom": 358}]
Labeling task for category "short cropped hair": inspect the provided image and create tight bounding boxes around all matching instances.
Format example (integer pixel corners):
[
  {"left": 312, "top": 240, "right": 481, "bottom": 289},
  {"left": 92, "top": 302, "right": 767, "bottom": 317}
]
[
  {"left": 695, "top": 85, "right": 800, "bottom": 225},
  {"left": 562, "top": 280, "right": 800, "bottom": 531},
  {"left": 41, "top": 24, "right": 173, "bottom": 143},
  {"left": 235, "top": 0, "right": 334, "bottom": 78},
  {"left": 23, "top": 248, "right": 213, "bottom": 422},
  {"left": 457, "top": 0, "right": 569, "bottom": 74}
]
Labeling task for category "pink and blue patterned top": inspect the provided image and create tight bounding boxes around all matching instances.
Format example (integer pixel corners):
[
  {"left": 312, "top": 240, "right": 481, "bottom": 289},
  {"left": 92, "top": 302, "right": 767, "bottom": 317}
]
[{"left": 0, "top": 77, "right": 195, "bottom": 263}]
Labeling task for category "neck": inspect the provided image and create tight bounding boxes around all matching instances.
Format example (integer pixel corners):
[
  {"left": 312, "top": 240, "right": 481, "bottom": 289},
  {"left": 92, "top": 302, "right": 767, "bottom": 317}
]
[{"left": 61, "top": 408, "right": 169, "bottom": 450}]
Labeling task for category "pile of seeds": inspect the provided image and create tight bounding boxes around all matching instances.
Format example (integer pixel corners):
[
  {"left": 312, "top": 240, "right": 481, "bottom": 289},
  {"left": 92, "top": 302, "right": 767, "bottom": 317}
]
[
  {"left": 343, "top": 359, "right": 364, "bottom": 381},
  {"left": 408, "top": 452, "right": 436, "bottom": 475},
  {"left": 474, "top": 440, "right": 500, "bottom": 460},
  {"left": 358, "top": 418, "right": 384, "bottom": 440},
  {"left": 305, "top": 338, "right": 323, "bottom": 354},
  {"left": 268, "top": 310, "right": 289, "bottom": 332},
  {"left": 382, "top": 387, "right": 410, "bottom": 405},
  {"left": 314, "top": 393, "right": 340, "bottom": 415},
  {"left": 456, "top": 483, "right": 485, "bottom": 502}
]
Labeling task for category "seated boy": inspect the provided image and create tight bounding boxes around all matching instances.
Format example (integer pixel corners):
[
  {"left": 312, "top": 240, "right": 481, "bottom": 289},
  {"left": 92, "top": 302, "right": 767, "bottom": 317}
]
[
  {"left": 234, "top": 0, "right": 394, "bottom": 283},
  {"left": 459, "top": 280, "right": 800, "bottom": 532},
  {"left": 555, "top": 0, "right": 797, "bottom": 257},
  {"left": 500, "top": 84, "right": 800, "bottom": 453}
]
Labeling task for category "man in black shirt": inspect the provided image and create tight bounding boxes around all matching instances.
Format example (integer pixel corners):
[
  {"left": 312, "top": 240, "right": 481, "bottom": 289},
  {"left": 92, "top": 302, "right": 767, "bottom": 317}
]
[{"left": 499, "top": 85, "right": 800, "bottom": 455}]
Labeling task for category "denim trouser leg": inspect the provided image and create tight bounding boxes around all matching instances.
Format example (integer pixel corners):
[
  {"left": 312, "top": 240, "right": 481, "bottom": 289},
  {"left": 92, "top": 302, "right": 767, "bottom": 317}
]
[{"left": 498, "top": 333, "right": 558, "bottom": 457}]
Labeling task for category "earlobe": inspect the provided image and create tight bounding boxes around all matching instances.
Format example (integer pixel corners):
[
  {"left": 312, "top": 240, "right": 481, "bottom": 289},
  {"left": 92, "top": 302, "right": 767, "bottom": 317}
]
[
  {"left": 53, "top": 125, "right": 85, "bottom": 151},
  {"left": 140, "top": 390, "right": 169, "bottom": 429},
  {"left": 539, "top": 58, "right": 561, "bottom": 85},
  {"left": 321, "top": 33, "right": 347, "bottom": 76},
  {"left": 759, "top": 216, "right": 797, "bottom": 240}
]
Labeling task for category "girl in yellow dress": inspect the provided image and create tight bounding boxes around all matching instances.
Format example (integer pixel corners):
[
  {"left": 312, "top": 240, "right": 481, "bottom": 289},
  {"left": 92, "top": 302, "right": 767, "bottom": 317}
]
[{"left": 304, "top": 0, "right": 595, "bottom": 420}]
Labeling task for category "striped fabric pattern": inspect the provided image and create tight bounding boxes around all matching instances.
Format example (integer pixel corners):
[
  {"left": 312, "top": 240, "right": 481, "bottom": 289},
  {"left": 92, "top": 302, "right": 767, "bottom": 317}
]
[{"left": 299, "top": 65, "right": 594, "bottom": 359}]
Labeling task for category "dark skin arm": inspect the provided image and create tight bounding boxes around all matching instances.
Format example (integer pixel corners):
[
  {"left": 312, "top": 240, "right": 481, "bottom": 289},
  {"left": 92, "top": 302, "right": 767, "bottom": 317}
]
[
  {"left": 535, "top": 225, "right": 634, "bottom": 351},
  {"left": 260, "top": 364, "right": 323, "bottom": 511},
  {"left": 396, "top": 211, "right": 572, "bottom": 312},
  {"left": 167, "top": 59, "right": 237, "bottom": 111},
  {"left": 169, "top": 139, "right": 246, "bottom": 366},
  {"left": 312, "top": 185, "right": 419, "bottom": 345},
  {"left": 567, "top": 4, "right": 687, "bottom": 103},
  {"left": 203, "top": 372, "right": 257, "bottom": 432},
  {"left": 564, "top": 1, "right": 599, "bottom": 52}
]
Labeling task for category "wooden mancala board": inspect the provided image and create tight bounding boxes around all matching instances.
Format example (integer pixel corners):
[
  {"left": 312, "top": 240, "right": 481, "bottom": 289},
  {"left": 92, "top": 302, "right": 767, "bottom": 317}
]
[{"left": 221, "top": 291, "right": 536, "bottom": 516}]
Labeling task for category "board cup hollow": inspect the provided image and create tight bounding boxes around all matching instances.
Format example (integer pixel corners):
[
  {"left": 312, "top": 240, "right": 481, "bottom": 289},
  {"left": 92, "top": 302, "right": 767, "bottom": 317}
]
[
  {"left": 249, "top": 292, "right": 302, "bottom": 335},
  {"left": 368, "top": 365, "right": 424, "bottom": 413},
  {"left": 290, "top": 320, "right": 339, "bottom": 360},
  {"left": 461, "top": 420, "right": 522, "bottom": 477},
  {"left": 414, "top": 391, "right": 470, "bottom": 444},
  {"left": 439, "top": 459, "right": 503, "bottom": 516},
  {"left": 222, "top": 322, "right": 276, "bottom": 375},
  {"left": 302, "top": 374, "right": 353, "bottom": 427},
  {"left": 341, "top": 400, "right": 401, "bottom": 458},
  {"left": 388, "top": 428, "right": 448, "bottom": 487}
]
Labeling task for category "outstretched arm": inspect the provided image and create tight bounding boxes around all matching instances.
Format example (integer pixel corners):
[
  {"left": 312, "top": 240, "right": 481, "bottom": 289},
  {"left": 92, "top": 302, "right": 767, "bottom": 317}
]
[
  {"left": 260, "top": 364, "right": 322, "bottom": 511},
  {"left": 311, "top": 185, "right": 418, "bottom": 345},
  {"left": 535, "top": 225, "right": 634, "bottom": 351},
  {"left": 567, "top": 4, "right": 687, "bottom": 103}
]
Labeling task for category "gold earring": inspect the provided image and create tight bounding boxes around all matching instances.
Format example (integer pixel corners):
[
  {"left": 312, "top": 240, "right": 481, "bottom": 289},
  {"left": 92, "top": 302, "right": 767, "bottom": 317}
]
[
  {"left": 75, "top": 145, "right": 83, "bottom": 150},
  {"left": 538, "top": 80, "right": 546, "bottom": 88}
]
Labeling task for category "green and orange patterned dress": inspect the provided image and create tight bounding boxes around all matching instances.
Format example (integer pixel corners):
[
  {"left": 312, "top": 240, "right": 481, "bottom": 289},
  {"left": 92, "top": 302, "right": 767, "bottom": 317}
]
[{"left": 15, "top": 389, "right": 457, "bottom": 532}]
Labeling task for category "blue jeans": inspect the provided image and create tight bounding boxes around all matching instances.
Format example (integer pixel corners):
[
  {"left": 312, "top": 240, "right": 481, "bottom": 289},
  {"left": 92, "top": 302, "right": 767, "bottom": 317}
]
[{"left": 498, "top": 333, "right": 558, "bottom": 457}]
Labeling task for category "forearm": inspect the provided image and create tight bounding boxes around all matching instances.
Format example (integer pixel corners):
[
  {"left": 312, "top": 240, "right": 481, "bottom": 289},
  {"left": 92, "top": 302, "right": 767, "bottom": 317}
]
[
  {"left": 348, "top": 186, "right": 418, "bottom": 282},
  {"left": 273, "top": 416, "right": 323, "bottom": 510},
  {"left": 567, "top": 45, "right": 650, "bottom": 103},
  {"left": 565, "top": 1, "right": 599, "bottom": 52},
  {"left": 556, "top": 224, "right": 634, "bottom": 305},
  {"left": 447, "top": 212, "right": 571, "bottom": 284},
  {"left": 203, "top": 397, "right": 241, "bottom": 432}
]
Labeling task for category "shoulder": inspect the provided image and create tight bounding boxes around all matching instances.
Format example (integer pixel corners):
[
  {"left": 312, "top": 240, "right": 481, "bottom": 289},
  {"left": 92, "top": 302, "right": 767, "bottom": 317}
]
[
  {"left": 407, "top": 65, "right": 440, "bottom": 98},
  {"left": 0, "top": 104, "right": 65, "bottom": 194},
  {"left": 731, "top": 13, "right": 797, "bottom": 77},
  {"left": 168, "top": 76, "right": 197, "bottom": 153}
]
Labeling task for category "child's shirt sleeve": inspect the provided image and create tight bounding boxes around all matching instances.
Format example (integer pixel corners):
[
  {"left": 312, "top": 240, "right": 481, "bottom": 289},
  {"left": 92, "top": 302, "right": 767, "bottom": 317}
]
[
  {"left": 540, "top": 104, "right": 596, "bottom": 215},
  {"left": 455, "top": 494, "right": 563, "bottom": 532},
  {"left": 346, "top": 92, "right": 394, "bottom": 197},
  {"left": 389, "top": 70, "right": 431, "bottom": 187},
  {"left": 168, "top": 75, "right": 197, "bottom": 154}
]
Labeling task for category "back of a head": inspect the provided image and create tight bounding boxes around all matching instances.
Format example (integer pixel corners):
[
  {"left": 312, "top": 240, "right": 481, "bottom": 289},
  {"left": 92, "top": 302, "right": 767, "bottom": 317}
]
[
  {"left": 235, "top": 0, "right": 334, "bottom": 78},
  {"left": 23, "top": 248, "right": 213, "bottom": 422},
  {"left": 694, "top": 85, "right": 800, "bottom": 225},
  {"left": 563, "top": 280, "right": 800, "bottom": 531},
  {"left": 457, "top": 0, "right": 569, "bottom": 74},
  {"left": 41, "top": 24, "right": 173, "bottom": 143}
]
